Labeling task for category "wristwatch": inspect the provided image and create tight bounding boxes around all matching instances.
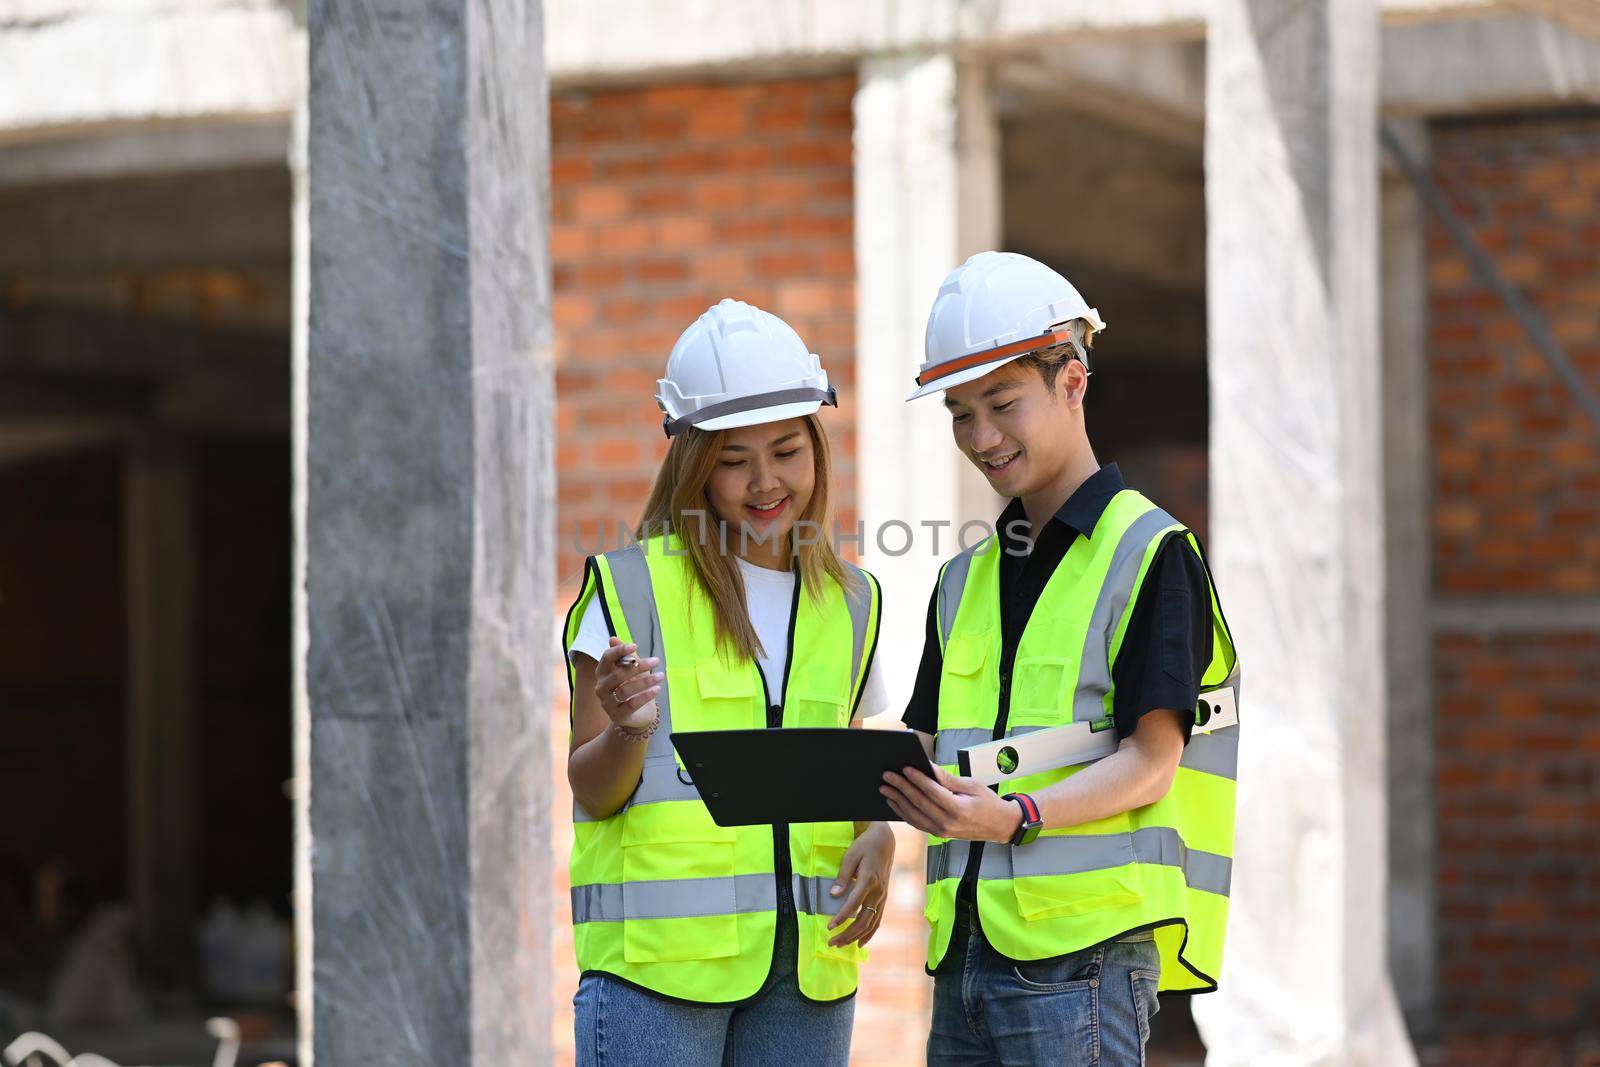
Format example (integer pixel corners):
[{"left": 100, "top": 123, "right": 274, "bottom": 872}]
[{"left": 1007, "top": 792, "right": 1043, "bottom": 847}]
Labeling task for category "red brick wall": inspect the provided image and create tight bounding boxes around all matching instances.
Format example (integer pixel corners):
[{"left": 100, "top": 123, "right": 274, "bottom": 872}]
[
  {"left": 1429, "top": 115, "right": 1600, "bottom": 1048},
  {"left": 552, "top": 75, "right": 858, "bottom": 590},
  {"left": 1428, "top": 118, "right": 1600, "bottom": 596},
  {"left": 1434, "top": 634, "right": 1600, "bottom": 1034}
]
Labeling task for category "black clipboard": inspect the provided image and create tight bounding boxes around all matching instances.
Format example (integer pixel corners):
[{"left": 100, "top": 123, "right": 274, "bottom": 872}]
[{"left": 669, "top": 728, "right": 933, "bottom": 826}]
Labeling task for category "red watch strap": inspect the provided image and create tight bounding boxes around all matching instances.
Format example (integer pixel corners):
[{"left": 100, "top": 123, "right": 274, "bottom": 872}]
[{"left": 1013, "top": 792, "right": 1040, "bottom": 825}]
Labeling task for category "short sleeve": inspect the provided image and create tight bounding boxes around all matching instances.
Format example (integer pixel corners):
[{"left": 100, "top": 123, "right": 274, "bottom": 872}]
[
  {"left": 566, "top": 590, "right": 613, "bottom": 666},
  {"left": 853, "top": 653, "right": 891, "bottom": 722},
  {"left": 1110, "top": 536, "right": 1212, "bottom": 743}
]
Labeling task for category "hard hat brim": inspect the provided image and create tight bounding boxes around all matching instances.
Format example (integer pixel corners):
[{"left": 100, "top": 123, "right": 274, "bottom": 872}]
[
  {"left": 904, "top": 352, "right": 1025, "bottom": 401},
  {"left": 694, "top": 399, "right": 825, "bottom": 433}
]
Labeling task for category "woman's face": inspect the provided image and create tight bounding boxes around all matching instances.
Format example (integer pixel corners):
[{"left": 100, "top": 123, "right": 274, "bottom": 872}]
[{"left": 702, "top": 417, "right": 816, "bottom": 560}]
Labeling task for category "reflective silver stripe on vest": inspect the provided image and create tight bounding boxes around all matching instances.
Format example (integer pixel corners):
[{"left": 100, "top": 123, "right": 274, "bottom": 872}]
[
  {"left": 573, "top": 542, "right": 676, "bottom": 824},
  {"left": 571, "top": 873, "right": 778, "bottom": 923},
  {"left": 791, "top": 874, "right": 849, "bottom": 918},
  {"left": 841, "top": 562, "right": 874, "bottom": 699},
  {"left": 936, "top": 544, "right": 981, "bottom": 650},
  {"left": 1072, "top": 507, "right": 1182, "bottom": 722},
  {"left": 924, "top": 826, "right": 1231, "bottom": 898},
  {"left": 932, "top": 727, "right": 994, "bottom": 765},
  {"left": 1179, "top": 726, "right": 1239, "bottom": 780}
]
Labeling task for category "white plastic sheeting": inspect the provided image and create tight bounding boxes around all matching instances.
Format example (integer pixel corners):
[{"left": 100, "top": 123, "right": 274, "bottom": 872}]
[{"left": 1195, "top": 2, "right": 1419, "bottom": 1064}]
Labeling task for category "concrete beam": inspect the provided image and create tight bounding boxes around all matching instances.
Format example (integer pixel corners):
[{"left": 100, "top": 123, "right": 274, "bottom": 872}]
[
  {"left": 0, "top": 0, "right": 296, "bottom": 138},
  {"left": 0, "top": 0, "right": 1529, "bottom": 142},
  {"left": 1380, "top": 117, "right": 1438, "bottom": 1044},
  {"left": 295, "top": 0, "right": 553, "bottom": 1060},
  {"left": 854, "top": 53, "right": 1002, "bottom": 705},
  {"left": 1383, "top": 13, "right": 1600, "bottom": 112},
  {"left": 1196, "top": 1, "right": 1416, "bottom": 1063},
  {"left": 1508, "top": 0, "right": 1600, "bottom": 42},
  {"left": 0, "top": 117, "right": 288, "bottom": 187},
  {"left": 996, "top": 40, "right": 1205, "bottom": 152}
]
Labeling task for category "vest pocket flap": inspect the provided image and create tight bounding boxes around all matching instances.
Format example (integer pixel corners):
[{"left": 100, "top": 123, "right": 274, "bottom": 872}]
[
  {"left": 944, "top": 633, "right": 989, "bottom": 676},
  {"left": 622, "top": 801, "right": 738, "bottom": 847},
  {"left": 694, "top": 659, "right": 757, "bottom": 700}
]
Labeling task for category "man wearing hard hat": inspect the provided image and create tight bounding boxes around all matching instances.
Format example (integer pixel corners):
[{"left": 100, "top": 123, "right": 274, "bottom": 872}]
[{"left": 880, "top": 251, "right": 1241, "bottom": 1065}]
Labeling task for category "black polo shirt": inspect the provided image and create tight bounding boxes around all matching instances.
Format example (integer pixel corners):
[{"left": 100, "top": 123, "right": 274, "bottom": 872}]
[{"left": 900, "top": 464, "right": 1213, "bottom": 946}]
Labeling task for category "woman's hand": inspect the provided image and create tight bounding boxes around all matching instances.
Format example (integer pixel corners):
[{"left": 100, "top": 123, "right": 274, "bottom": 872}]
[
  {"left": 594, "top": 636, "right": 662, "bottom": 730},
  {"left": 826, "top": 823, "right": 895, "bottom": 947}
]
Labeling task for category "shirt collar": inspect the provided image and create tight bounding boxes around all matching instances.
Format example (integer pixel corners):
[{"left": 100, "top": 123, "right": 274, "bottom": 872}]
[{"left": 997, "top": 462, "right": 1126, "bottom": 543}]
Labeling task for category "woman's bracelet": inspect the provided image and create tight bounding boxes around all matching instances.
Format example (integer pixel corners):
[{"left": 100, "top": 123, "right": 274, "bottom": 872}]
[{"left": 611, "top": 708, "right": 660, "bottom": 743}]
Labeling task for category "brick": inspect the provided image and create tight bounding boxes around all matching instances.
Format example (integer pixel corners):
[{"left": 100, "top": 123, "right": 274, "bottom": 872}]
[
  {"left": 635, "top": 186, "right": 691, "bottom": 214},
  {"left": 635, "top": 258, "right": 688, "bottom": 285},
  {"left": 754, "top": 250, "right": 818, "bottom": 278},
  {"left": 686, "top": 102, "right": 749, "bottom": 141},
  {"left": 753, "top": 175, "right": 810, "bottom": 208},
  {"left": 597, "top": 221, "right": 654, "bottom": 256},
  {"left": 572, "top": 185, "right": 630, "bottom": 222},
  {"left": 1497, "top": 252, "right": 1544, "bottom": 285},
  {"left": 1430, "top": 256, "right": 1471, "bottom": 289},
  {"left": 654, "top": 215, "right": 714, "bottom": 250},
  {"left": 691, "top": 178, "right": 750, "bottom": 213}
]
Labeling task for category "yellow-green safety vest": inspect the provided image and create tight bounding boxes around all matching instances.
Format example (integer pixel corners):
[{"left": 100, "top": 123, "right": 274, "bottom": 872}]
[
  {"left": 926, "top": 489, "right": 1239, "bottom": 992},
  {"left": 565, "top": 534, "right": 882, "bottom": 1004}
]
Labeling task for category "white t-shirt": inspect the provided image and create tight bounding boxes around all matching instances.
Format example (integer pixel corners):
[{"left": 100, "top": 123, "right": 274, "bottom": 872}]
[{"left": 568, "top": 555, "right": 889, "bottom": 720}]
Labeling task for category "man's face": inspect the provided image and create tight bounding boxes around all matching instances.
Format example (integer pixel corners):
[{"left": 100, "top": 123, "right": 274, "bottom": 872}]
[{"left": 942, "top": 359, "right": 1083, "bottom": 498}]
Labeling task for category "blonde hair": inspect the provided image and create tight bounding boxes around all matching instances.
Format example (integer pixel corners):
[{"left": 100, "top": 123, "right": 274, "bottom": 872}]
[{"left": 636, "top": 413, "right": 862, "bottom": 662}]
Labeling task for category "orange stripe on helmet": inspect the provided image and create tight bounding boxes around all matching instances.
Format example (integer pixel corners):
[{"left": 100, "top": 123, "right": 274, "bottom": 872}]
[{"left": 914, "top": 327, "right": 1076, "bottom": 388}]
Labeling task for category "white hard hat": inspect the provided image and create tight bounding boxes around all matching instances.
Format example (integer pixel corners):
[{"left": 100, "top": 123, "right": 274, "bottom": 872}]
[
  {"left": 656, "top": 298, "right": 836, "bottom": 438},
  {"left": 908, "top": 251, "right": 1106, "bottom": 400}
]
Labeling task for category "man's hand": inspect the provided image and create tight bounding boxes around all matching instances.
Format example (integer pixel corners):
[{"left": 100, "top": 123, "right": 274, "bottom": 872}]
[{"left": 881, "top": 765, "right": 1023, "bottom": 843}]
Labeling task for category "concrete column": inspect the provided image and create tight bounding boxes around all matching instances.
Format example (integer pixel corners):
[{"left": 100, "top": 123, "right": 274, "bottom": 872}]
[
  {"left": 293, "top": 0, "right": 552, "bottom": 1062},
  {"left": 854, "top": 53, "right": 1001, "bottom": 699},
  {"left": 1196, "top": 2, "right": 1416, "bottom": 1064},
  {"left": 124, "top": 432, "right": 196, "bottom": 963},
  {"left": 1380, "top": 117, "right": 1437, "bottom": 1043}
]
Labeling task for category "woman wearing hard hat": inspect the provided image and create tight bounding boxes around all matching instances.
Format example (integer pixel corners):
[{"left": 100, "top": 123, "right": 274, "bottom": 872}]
[{"left": 562, "top": 298, "right": 894, "bottom": 1065}]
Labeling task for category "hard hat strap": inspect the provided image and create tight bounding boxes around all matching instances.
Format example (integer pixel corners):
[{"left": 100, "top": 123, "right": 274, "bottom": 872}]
[
  {"left": 662, "top": 386, "right": 838, "bottom": 438},
  {"left": 915, "top": 327, "right": 1077, "bottom": 388}
]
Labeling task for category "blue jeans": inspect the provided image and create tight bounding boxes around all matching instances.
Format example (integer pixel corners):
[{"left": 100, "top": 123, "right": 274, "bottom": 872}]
[
  {"left": 928, "top": 905, "right": 1161, "bottom": 1067},
  {"left": 573, "top": 922, "right": 854, "bottom": 1066}
]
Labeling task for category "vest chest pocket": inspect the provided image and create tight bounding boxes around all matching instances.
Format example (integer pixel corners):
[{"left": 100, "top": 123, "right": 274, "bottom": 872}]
[
  {"left": 666, "top": 659, "right": 762, "bottom": 732},
  {"left": 620, "top": 805, "right": 742, "bottom": 963},
  {"left": 1009, "top": 656, "right": 1077, "bottom": 726},
  {"left": 943, "top": 632, "right": 988, "bottom": 678},
  {"left": 788, "top": 688, "right": 850, "bottom": 728}
]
